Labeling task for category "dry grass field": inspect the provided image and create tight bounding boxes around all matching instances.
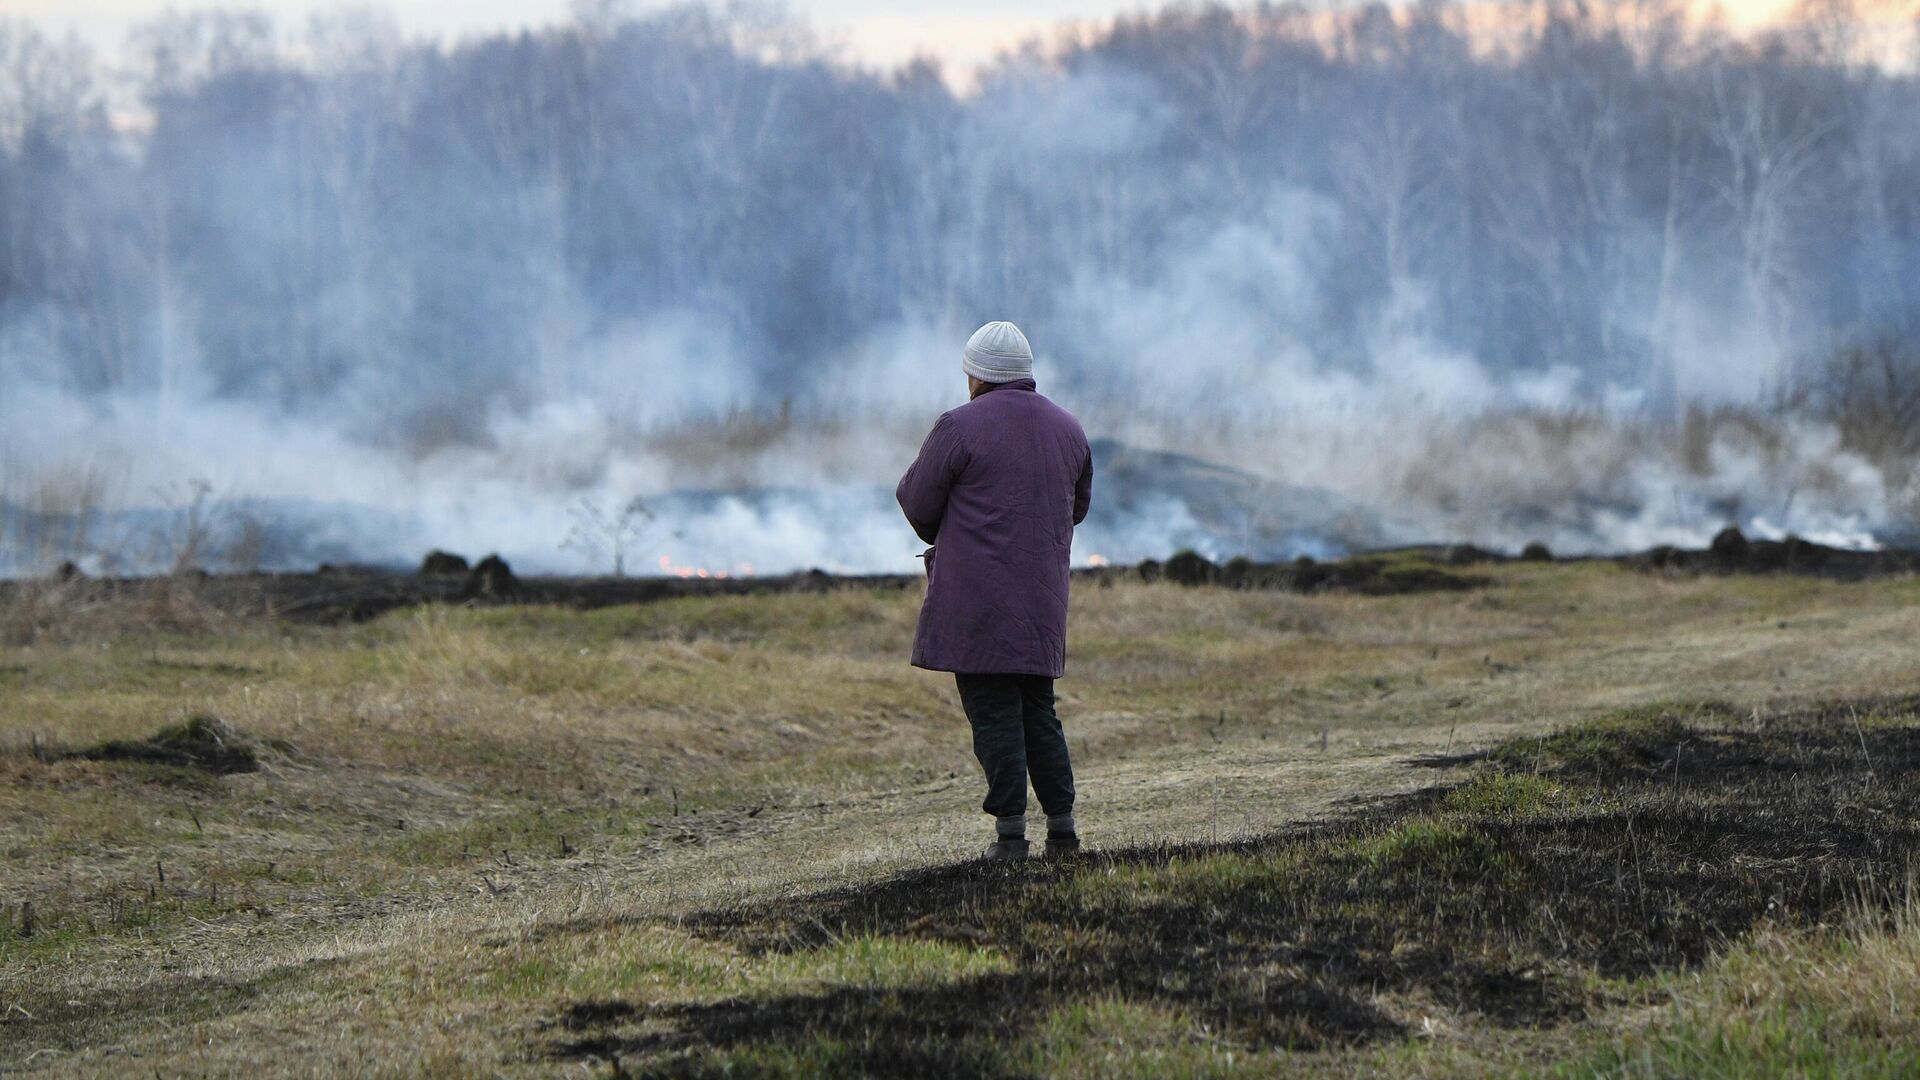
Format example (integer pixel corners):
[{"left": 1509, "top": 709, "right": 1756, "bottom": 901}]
[{"left": 5, "top": 559, "right": 1920, "bottom": 1076}]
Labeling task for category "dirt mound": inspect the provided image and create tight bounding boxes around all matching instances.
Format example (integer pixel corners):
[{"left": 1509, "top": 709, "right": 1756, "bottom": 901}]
[
  {"left": 1442, "top": 543, "right": 1497, "bottom": 565},
  {"left": 1161, "top": 549, "right": 1219, "bottom": 586},
  {"left": 418, "top": 550, "right": 469, "bottom": 575},
  {"left": 75, "top": 715, "right": 259, "bottom": 774},
  {"left": 1132, "top": 550, "right": 1487, "bottom": 595},
  {"left": 1624, "top": 532, "right": 1920, "bottom": 578},
  {"left": 1709, "top": 524, "right": 1750, "bottom": 564},
  {"left": 463, "top": 554, "right": 517, "bottom": 599}
]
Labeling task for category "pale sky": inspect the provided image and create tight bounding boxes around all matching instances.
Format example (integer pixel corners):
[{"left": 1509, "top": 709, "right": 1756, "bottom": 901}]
[
  {"left": 0, "top": 0, "right": 1843, "bottom": 75},
  {"left": 2, "top": 0, "right": 1159, "bottom": 73}
]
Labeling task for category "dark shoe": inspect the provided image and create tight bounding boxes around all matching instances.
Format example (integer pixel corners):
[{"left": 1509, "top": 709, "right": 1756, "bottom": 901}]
[
  {"left": 1045, "top": 832, "right": 1082, "bottom": 859},
  {"left": 983, "top": 837, "right": 1030, "bottom": 861}
]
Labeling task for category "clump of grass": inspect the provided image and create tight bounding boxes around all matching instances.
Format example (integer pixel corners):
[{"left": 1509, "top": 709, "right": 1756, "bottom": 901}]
[
  {"left": 1442, "top": 773, "right": 1568, "bottom": 817},
  {"left": 73, "top": 714, "right": 258, "bottom": 775},
  {"left": 1029, "top": 998, "right": 1243, "bottom": 1079},
  {"left": 1488, "top": 703, "right": 1731, "bottom": 775},
  {"left": 1349, "top": 819, "right": 1529, "bottom": 891}
]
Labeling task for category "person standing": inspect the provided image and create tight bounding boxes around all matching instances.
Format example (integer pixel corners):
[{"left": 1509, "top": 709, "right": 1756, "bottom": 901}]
[{"left": 895, "top": 321, "right": 1094, "bottom": 861}]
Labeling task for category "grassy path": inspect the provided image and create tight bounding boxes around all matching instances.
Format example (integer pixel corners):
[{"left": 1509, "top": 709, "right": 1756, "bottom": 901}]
[{"left": 4, "top": 562, "right": 1920, "bottom": 1074}]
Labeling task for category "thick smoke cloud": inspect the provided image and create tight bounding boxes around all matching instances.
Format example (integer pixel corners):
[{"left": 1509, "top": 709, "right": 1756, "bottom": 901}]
[{"left": 1, "top": 2, "right": 1917, "bottom": 576}]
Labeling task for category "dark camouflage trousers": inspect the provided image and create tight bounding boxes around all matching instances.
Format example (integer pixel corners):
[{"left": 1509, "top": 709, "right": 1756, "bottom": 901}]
[{"left": 953, "top": 673, "right": 1076, "bottom": 821}]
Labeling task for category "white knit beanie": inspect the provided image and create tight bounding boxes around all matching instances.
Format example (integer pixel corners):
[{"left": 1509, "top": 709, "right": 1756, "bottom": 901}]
[{"left": 963, "top": 321, "right": 1034, "bottom": 383}]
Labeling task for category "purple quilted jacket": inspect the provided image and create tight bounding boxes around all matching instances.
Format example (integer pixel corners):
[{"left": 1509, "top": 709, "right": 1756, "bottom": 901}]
[{"left": 895, "top": 379, "right": 1093, "bottom": 676}]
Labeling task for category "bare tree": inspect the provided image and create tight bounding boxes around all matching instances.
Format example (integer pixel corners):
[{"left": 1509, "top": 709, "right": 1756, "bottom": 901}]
[
  {"left": 1695, "top": 52, "right": 1841, "bottom": 389},
  {"left": 158, "top": 479, "right": 214, "bottom": 573},
  {"left": 1801, "top": 335, "right": 1920, "bottom": 463},
  {"left": 561, "top": 496, "right": 653, "bottom": 576}
]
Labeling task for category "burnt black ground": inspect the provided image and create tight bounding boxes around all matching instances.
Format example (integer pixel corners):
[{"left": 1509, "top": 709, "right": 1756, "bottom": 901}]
[
  {"left": 11, "top": 532, "right": 1913, "bottom": 627},
  {"left": 546, "top": 697, "right": 1920, "bottom": 1077}
]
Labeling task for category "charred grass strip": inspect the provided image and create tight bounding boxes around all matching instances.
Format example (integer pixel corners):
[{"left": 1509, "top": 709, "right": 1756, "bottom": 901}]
[{"left": 550, "top": 698, "right": 1920, "bottom": 1077}]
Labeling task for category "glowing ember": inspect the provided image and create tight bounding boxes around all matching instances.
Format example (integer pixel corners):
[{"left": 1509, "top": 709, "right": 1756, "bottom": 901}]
[{"left": 657, "top": 554, "right": 755, "bottom": 580}]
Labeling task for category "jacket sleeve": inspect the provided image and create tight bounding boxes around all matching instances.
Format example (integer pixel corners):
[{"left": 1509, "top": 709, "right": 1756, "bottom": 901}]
[
  {"left": 1071, "top": 443, "right": 1093, "bottom": 526},
  {"left": 897, "top": 412, "right": 965, "bottom": 545}
]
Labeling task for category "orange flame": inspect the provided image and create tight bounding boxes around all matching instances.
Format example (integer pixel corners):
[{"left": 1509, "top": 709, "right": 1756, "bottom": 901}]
[{"left": 658, "top": 553, "right": 755, "bottom": 580}]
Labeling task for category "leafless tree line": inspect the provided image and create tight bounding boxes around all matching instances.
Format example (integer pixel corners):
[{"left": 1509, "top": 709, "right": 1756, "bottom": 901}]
[{"left": 0, "top": 2, "right": 1909, "bottom": 427}]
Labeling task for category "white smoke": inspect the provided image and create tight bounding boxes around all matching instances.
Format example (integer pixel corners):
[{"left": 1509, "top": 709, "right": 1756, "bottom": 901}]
[{"left": 2, "top": 4, "right": 1916, "bottom": 577}]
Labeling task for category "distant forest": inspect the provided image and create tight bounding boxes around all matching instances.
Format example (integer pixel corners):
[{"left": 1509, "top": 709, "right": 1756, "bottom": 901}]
[{"left": 1, "top": 1, "right": 1916, "bottom": 446}]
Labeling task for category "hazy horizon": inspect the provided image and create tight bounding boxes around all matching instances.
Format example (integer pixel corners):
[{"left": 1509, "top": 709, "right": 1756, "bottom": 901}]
[{"left": 2, "top": 0, "right": 1917, "bottom": 577}]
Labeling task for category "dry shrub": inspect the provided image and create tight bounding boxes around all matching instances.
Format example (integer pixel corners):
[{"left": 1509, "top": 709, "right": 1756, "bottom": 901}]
[
  {"left": 1790, "top": 335, "right": 1920, "bottom": 522},
  {"left": 1801, "top": 334, "right": 1920, "bottom": 465},
  {"left": 0, "top": 461, "right": 113, "bottom": 574},
  {"left": 0, "top": 573, "right": 243, "bottom": 646}
]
